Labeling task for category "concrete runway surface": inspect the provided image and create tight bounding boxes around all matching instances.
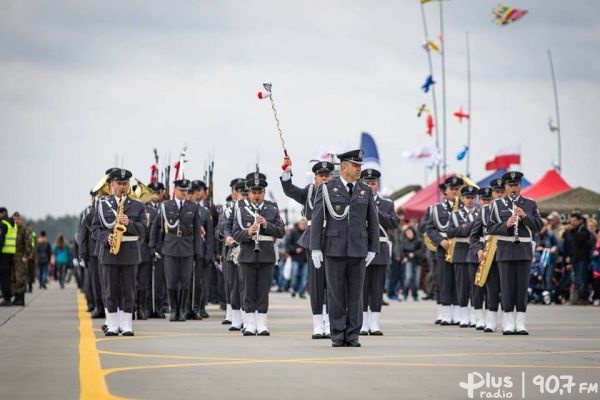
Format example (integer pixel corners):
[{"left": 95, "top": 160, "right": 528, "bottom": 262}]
[{"left": 1, "top": 283, "right": 599, "bottom": 400}]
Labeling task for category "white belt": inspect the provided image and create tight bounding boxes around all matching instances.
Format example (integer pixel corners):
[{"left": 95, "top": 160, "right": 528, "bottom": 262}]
[
  {"left": 497, "top": 236, "right": 532, "bottom": 243},
  {"left": 121, "top": 236, "right": 139, "bottom": 242},
  {"left": 453, "top": 238, "right": 469, "bottom": 244},
  {"left": 479, "top": 238, "right": 486, "bottom": 243},
  {"left": 256, "top": 235, "right": 274, "bottom": 242},
  {"left": 379, "top": 237, "right": 390, "bottom": 243}
]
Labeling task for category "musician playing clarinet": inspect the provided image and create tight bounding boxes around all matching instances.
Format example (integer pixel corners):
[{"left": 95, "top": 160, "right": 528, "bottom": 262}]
[
  {"left": 232, "top": 172, "right": 284, "bottom": 336},
  {"left": 486, "top": 171, "right": 543, "bottom": 335}
]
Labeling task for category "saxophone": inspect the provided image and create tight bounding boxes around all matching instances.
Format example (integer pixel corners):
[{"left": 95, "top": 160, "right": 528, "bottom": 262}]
[
  {"left": 109, "top": 196, "right": 127, "bottom": 255},
  {"left": 474, "top": 235, "right": 498, "bottom": 287},
  {"left": 444, "top": 197, "right": 460, "bottom": 263}
]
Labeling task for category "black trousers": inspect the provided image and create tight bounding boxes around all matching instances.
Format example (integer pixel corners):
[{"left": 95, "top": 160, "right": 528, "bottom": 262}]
[
  {"left": 0, "top": 254, "right": 14, "bottom": 301},
  {"left": 468, "top": 263, "right": 486, "bottom": 309},
  {"left": 454, "top": 262, "right": 471, "bottom": 307},
  {"left": 485, "top": 261, "right": 501, "bottom": 312},
  {"left": 88, "top": 256, "right": 104, "bottom": 311},
  {"left": 324, "top": 256, "right": 365, "bottom": 343},
  {"left": 224, "top": 261, "right": 241, "bottom": 309},
  {"left": 239, "top": 262, "right": 272, "bottom": 313},
  {"left": 437, "top": 255, "right": 456, "bottom": 306},
  {"left": 164, "top": 256, "right": 194, "bottom": 291},
  {"left": 153, "top": 257, "right": 167, "bottom": 311},
  {"left": 363, "top": 264, "right": 386, "bottom": 312},
  {"left": 429, "top": 251, "right": 441, "bottom": 305},
  {"left": 308, "top": 256, "right": 327, "bottom": 314},
  {"left": 498, "top": 260, "right": 531, "bottom": 313},
  {"left": 192, "top": 257, "right": 210, "bottom": 310},
  {"left": 137, "top": 261, "right": 152, "bottom": 309},
  {"left": 101, "top": 264, "right": 135, "bottom": 313}
]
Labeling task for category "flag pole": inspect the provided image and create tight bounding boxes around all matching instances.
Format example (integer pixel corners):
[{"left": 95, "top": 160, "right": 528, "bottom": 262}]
[
  {"left": 439, "top": 0, "right": 448, "bottom": 177},
  {"left": 547, "top": 49, "right": 562, "bottom": 172},
  {"left": 419, "top": 2, "right": 441, "bottom": 189},
  {"left": 466, "top": 30, "right": 472, "bottom": 177}
]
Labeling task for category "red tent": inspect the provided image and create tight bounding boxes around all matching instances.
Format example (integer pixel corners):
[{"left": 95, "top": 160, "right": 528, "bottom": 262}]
[
  {"left": 521, "top": 169, "right": 571, "bottom": 200},
  {"left": 401, "top": 175, "right": 451, "bottom": 219}
]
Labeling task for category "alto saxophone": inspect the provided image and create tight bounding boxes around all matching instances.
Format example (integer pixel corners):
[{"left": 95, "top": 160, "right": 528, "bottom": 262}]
[
  {"left": 444, "top": 197, "right": 461, "bottom": 263},
  {"left": 110, "top": 196, "right": 127, "bottom": 255},
  {"left": 474, "top": 235, "right": 498, "bottom": 287}
]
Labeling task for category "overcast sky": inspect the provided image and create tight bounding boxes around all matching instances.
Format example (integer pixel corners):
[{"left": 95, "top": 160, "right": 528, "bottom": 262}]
[{"left": 1, "top": 0, "right": 599, "bottom": 219}]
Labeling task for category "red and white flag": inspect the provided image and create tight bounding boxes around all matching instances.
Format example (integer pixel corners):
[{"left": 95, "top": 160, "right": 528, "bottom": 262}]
[{"left": 485, "top": 146, "right": 521, "bottom": 170}]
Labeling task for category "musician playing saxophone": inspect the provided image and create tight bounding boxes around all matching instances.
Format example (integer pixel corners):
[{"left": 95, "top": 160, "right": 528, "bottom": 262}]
[
  {"left": 469, "top": 180, "right": 504, "bottom": 332},
  {"left": 232, "top": 172, "right": 284, "bottom": 336},
  {"left": 91, "top": 168, "right": 147, "bottom": 336},
  {"left": 487, "top": 171, "right": 543, "bottom": 335},
  {"left": 425, "top": 176, "right": 463, "bottom": 326}
]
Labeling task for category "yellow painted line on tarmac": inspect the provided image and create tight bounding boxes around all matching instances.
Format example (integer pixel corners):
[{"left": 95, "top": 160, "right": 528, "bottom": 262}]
[
  {"left": 98, "top": 349, "right": 266, "bottom": 362},
  {"left": 103, "top": 360, "right": 269, "bottom": 376},
  {"left": 298, "top": 360, "right": 600, "bottom": 369},
  {"left": 78, "top": 293, "right": 124, "bottom": 400}
]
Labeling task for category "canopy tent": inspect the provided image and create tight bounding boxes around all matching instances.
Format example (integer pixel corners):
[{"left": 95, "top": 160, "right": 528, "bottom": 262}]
[
  {"left": 537, "top": 187, "right": 600, "bottom": 216},
  {"left": 521, "top": 169, "right": 571, "bottom": 200},
  {"left": 400, "top": 175, "right": 451, "bottom": 219},
  {"left": 477, "top": 168, "right": 531, "bottom": 189}
]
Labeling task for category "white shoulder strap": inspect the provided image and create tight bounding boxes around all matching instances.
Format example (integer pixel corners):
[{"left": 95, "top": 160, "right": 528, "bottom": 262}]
[{"left": 322, "top": 184, "right": 349, "bottom": 221}]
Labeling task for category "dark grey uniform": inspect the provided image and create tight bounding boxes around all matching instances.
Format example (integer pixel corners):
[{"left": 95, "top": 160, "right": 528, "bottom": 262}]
[
  {"left": 425, "top": 200, "right": 459, "bottom": 323},
  {"left": 150, "top": 199, "right": 202, "bottom": 321},
  {"left": 216, "top": 200, "right": 238, "bottom": 322},
  {"left": 79, "top": 203, "right": 105, "bottom": 318},
  {"left": 363, "top": 196, "right": 399, "bottom": 313},
  {"left": 447, "top": 207, "right": 479, "bottom": 326},
  {"left": 136, "top": 203, "right": 156, "bottom": 319},
  {"left": 469, "top": 202, "right": 502, "bottom": 331},
  {"left": 147, "top": 201, "right": 167, "bottom": 317},
  {"left": 281, "top": 177, "right": 327, "bottom": 316},
  {"left": 91, "top": 195, "right": 147, "bottom": 333},
  {"left": 310, "top": 178, "right": 380, "bottom": 344},
  {"left": 190, "top": 202, "right": 214, "bottom": 318},
  {"left": 487, "top": 194, "right": 542, "bottom": 333}
]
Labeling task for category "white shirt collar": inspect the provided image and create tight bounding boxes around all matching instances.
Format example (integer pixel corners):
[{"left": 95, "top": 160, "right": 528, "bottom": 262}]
[{"left": 339, "top": 176, "right": 353, "bottom": 192}]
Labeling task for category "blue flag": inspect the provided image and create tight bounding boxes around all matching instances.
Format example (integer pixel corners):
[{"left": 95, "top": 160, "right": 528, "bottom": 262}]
[{"left": 456, "top": 145, "right": 469, "bottom": 161}]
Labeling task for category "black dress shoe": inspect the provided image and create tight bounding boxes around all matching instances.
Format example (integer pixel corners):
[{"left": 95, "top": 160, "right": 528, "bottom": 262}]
[
  {"left": 243, "top": 330, "right": 257, "bottom": 336},
  {"left": 484, "top": 327, "right": 494, "bottom": 333},
  {"left": 101, "top": 324, "right": 108, "bottom": 332},
  {"left": 502, "top": 330, "right": 515, "bottom": 335},
  {"left": 122, "top": 331, "right": 134, "bottom": 337},
  {"left": 178, "top": 312, "right": 186, "bottom": 322},
  {"left": 345, "top": 340, "right": 361, "bottom": 347},
  {"left": 222, "top": 319, "right": 232, "bottom": 325},
  {"left": 369, "top": 330, "right": 383, "bottom": 336},
  {"left": 201, "top": 309, "right": 210, "bottom": 318},
  {"left": 154, "top": 311, "right": 165, "bottom": 319},
  {"left": 169, "top": 312, "right": 178, "bottom": 322},
  {"left": 312, "top": 333, "right": 325, "bottom": 339},
  {"left": 331, "top": 340, "right": 345, "bottom": 347},
  {"left": 229, "top": 326, "right": 242, "bottom": 331},
  {"left": 435, "top": 319, "right": 441, "bottom": 325},
  {"left": 105, "top": 331, "right": 118, "bottom": 336},
  {"left": 137, "top": 310, "right": 148, "bottom": 320},
  {"left": 324, "top": 333, "right": 331, "bottom": 339},
  {"left": 359, "top": 331, "right": 369, "bottom": 336},
  {"left": 516, "top": 330, "right": 529, "bottom": 335},
  {"left": 440, "top": 321, "right": 450, "bottom": 326},
  {"left": 258, "top": 330, "right": 270, "bottom": 336}
]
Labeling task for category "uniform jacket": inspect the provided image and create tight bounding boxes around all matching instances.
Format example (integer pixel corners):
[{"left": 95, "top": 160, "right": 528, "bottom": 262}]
[
  {"left": 469, "top": 203, "right": 492, "bottom": 265},
  {"left": 78, "top": 205, "right": 97, "bottom": 261},
  {"left": 216, "top": 201, "right": 235, "bottom": 259},
  {"left": 281, "top": 177, "right": 320, "bottom": 249},
  {"left": 138, "top": 204, "right": 157, "bottom": 263},
  {"left": 232, "top": 199, "right": 285, "bottom": 263},
  {"left": 309, "top": 178, "right": 380, "bottom": 258},
  {"left": 486, "top": 195, "right": 543, "bottom": 262},
  {"left": 371, "top": 195, "right": 400, "bottom": 265},
  {"left": 447, "top": 207, "right": 479, "bottom": 264},
  {"left": 195, "top": 202, "right": 215, "bottom": 261},
  {"left": 425, "top": 200, "right": 461, "bottom": 258},
  {"left": 91, "top": 196, "right": 147, "bottom": 266},
  {"left": 150, "top": 199, "right": 201, "bottom": 258}
]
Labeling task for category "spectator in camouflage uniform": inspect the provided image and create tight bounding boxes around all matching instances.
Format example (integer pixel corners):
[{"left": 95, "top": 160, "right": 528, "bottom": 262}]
[{"left": 11, "top": 212, "right": 32, "bottom": 306}]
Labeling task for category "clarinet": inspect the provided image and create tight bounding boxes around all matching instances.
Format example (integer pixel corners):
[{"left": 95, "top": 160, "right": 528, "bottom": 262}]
[
  {"left": 511, "top": 196, "right": 520, "bottom": 243},
  {"left": 253, "top": 209, "right": 261, "bottom": 253}
]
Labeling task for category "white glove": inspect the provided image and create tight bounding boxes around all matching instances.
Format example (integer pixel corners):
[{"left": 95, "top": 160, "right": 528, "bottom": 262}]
[
  {"left": 80, "top": 259, "right": 86, "bottom": 268},
  {"left": 311, "top": 250, "right": 323, "bottom": 269},
  {"left": 72, "top": 258, "right": 79, "bottom": 268},
  {"left": 365, "top": 251, "right": 376, "bottom": 267}
]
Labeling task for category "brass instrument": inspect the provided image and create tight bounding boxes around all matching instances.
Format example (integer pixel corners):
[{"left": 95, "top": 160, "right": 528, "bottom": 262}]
[
  {"left": 109, "top": 196, "right": 127, "bottom": 255},
  {"left": 474, "top": 235, "right": 498, "bottom": 287},
  {"left": 423, "top": 232, "right": 437, "bottom": 252},
  {"left": 444, "top": 196, "right": 461, "bottom": 263},
  {"left": 92, "top": 174, "right": 111, "bottom": 198},
  {"left": 131, "top": 179, "right": 154, "bottom": 204}
]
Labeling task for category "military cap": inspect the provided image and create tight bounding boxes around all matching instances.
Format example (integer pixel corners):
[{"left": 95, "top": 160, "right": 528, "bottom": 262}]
[
  {"left": 438, "top": 183, "right": 447, "bottom": 191},
  {"left": 230, "top": 178, "right": 245, "bottom": 188},
  {"left": 234, "top": 181, "right": 248, "bottom": 193},
  {"left": 360, "top": 168, "right": 381, "bottom": 180},
  {"left": 173, "top": 179, "right": 190, "bottom": 190},
  {"left": 337, "top": 149, "right": 364, "bottom": 165},
  {"left": 490, "top": 178, "right": 504, "bottom": 190},
  {"left": 461, "top": 185, "right": 478, "bottom": 196},
  {"left": 147, "top": 182, "right": 165, "bottom": 192},
  {"left": 312, "top": 161, "right": 335, "bottom": 175},
  {"left": 478, "top": 187, "right": 493, "bottom": 199},
  {"left": 105, "top": 167, "right": 119, "bottom": 176},
  {"left": 189, "top": 180, "right": 207, "bottom": 192},
  {"left": 245, "top": 172, "right": 267, "bottom": 181},
  {"left": 246, "top": 176, "right": 268, "bottom": 190},
  {"left": 444, "top": 176, "right": 464, "bottom": 188},
  {"left": 502, "top": 171, "right": 524, "bottom": 184},
  {"left": 108, "top": 168, "right": 132, "bottom": 182}
]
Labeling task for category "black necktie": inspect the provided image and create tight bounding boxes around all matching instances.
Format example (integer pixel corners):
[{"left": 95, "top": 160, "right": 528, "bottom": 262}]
[{"left": 347, "top": 183, "right": 353, "bottom": 196}]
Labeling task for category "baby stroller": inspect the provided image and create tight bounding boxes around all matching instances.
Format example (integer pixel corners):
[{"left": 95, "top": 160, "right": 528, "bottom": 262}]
[{"left": 528, "top": 249, "right": 551, "bottom": 304}]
